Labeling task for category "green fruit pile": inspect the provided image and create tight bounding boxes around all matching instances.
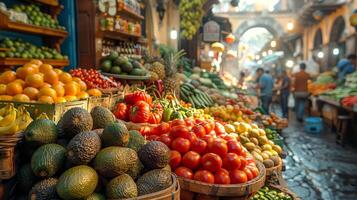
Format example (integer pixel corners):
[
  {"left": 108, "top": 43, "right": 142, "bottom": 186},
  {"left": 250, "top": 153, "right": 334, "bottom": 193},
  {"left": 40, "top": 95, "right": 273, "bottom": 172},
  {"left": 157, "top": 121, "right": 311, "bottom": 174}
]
[
  {"left": 0, "top": 38, "right": 67, "bottom": 60},
  {"left": 100, "top": 52, "right": 147, "bottom": 76},
  {"left": 13, "top": 4, "right": 66, "bottom": 30},
  {"left": 16, "top": 106, "right": 173, "bottom": 199},
  {"left": 250, "top": 186, "right": 293, "bottom": 200},
  {"left": 179, "top": 0, "right": 206, "bottom": 40}
]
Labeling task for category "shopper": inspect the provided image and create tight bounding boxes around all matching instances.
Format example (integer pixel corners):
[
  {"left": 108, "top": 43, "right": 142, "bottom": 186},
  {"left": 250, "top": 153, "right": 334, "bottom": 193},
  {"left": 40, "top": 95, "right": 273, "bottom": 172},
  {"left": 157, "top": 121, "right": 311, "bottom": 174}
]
[
  {"left": 279, "top": 70, "right": 290, "bottom": 118},
  {"left": 337, "top": 54, "right": 357, "bottom": 83},
  {"left": 256, "top": 68, "right": 274, "bottom": 114},
  {"left": 292, "top": 63, "right": 310, "bottom": 122},
  {"left": 238, "top": 71, "right": 245, "bottom": 88}
]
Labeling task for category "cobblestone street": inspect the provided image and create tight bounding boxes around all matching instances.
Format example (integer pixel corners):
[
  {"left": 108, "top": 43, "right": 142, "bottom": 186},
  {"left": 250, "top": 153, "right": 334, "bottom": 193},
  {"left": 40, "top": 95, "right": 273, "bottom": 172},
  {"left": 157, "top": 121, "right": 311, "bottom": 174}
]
[{"left": 282, "top": 119, "right": 357, "bottom": 200}]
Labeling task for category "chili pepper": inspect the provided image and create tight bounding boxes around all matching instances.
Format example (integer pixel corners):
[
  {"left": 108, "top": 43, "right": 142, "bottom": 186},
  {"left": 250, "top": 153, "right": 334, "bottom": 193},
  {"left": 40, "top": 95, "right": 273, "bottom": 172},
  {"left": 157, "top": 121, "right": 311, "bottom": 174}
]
[{"left": 163, "top": 108, "right": 174, "bottom": 122}]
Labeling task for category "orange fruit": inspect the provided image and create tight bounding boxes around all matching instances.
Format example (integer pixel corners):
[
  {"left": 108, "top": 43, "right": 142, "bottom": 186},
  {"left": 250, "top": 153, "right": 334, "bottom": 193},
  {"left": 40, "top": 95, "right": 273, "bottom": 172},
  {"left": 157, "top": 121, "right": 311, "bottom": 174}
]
[
  {"left": 64, "top": 95, "right": 77, "bottom": 102},
  {"left": 39, "top": 87, "right": 57, "bottom": 100},
  {"left": 13, "top": 79, "right": 25, "bottom": 87},
  {"left": 0, "top": 95, "right": 13, "bottom": 101},
  {"left": 12, "top": 94, "right": 30, "bottom": 102},
  {"left": 87, "top": 88, "right": 102, "bottom": 97},
  {"left": 6, "top": 82, "right": 23, "bottom": 96},
  {"left": 54, "top": 68, "right": 63, "bottom": 75},
  {"left": 41, "top": 83, "right": 52, "bottom": 88},
  {"left": 39, "top": 64, "right": 53, "bottom": 74},
  {"left": 52, "top": 84, "right": 65, "bottom": 97},
  {"left": 43, "top": 70, "right": 59, "bottom": 85},
  {"left": 23, "top": 87, "right": 39, "bottom": 100},
  {"left": 77, "top": 80, "right": 87, "bottom": 91},
  {"left": 72, "top": 77, "right": 82, "bottom": 83},
  {"left": 38, "top": 96, "right": 54, "bottom": 104},
  {"left": 59, "top": 72, "right": 72, "bottom": 84},
  {"left": 55, "top": 97, "right": 66, "bottom": 103},
  {"left": 0, "top": 71, "right": 16, "bottom": 84},
  {"left": 77, "top": 91, "right": 89, "bottom": 99},
  {"left": 29, "top": 59, "right": 43, "bottom": 66},
  {"left": 16, "top": 66, "right": 37, "bottom": 79},
  {"left": 25, "top": 74, "right": 44, "bottom": 88},
  {"left": 0, "top": 84, "right": 6, "bottom": 95},
  {"left": 64, "top": 82, "right": 78, "bottom": 96}
]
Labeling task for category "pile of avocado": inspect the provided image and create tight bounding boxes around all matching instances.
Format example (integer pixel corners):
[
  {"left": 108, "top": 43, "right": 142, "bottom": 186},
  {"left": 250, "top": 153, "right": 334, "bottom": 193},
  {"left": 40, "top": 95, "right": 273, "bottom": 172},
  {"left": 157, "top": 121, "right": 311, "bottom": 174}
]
[
  {"left": 12, "top": 4, "right": 66, "bottom": 30},
  {"left": 16, "top": 106, "right": 173, "bottom": 200},
  {"left": 0, "top": 38, "right": 67, "bottom": 60},
  {"left": 101, "top": 52, "right": 147, "bottom": 76}
]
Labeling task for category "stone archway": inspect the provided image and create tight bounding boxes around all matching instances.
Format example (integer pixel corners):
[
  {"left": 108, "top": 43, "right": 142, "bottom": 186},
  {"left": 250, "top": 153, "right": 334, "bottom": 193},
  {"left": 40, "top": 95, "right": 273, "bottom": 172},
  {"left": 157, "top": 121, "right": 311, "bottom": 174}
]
[
  {"left": 313, "top": 28, "right": 323, "bottom": 50},
  {"left": 235, "top": 16, "right": 285, "bottom": 38}
]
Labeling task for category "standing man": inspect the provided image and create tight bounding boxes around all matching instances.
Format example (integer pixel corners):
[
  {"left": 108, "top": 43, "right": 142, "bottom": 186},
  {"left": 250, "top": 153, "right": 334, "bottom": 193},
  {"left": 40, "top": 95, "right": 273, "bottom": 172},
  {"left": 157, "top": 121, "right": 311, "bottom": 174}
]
[
  {"left": 256, "top": 68, "right": 274, "bottom": 114},
  {"left": 337, "top": 54, "right": 357, "bottom": 83},
  {"left": 292, "top": 63, "right": 310, "bottom": 122},
  {"left": 279, "top": 70, "right": 290, "bottom": 119}
]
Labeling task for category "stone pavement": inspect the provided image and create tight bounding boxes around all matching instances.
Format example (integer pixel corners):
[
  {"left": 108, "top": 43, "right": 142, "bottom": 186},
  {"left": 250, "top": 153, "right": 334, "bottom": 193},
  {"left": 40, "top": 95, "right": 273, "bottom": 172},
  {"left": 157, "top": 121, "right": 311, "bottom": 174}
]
[{"left": 281, "top": 119, "right": 357, "bottom": 200}]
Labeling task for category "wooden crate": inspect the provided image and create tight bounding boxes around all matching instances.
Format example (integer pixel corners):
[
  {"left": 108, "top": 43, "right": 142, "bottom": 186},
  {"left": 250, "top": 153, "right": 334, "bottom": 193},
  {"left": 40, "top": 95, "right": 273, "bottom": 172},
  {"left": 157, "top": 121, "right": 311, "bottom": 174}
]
[
  {"left": 109, "top": 94, "right": 122, "bottom": 110},
  {"left": 0, "top": 100, "right": 88, "bottom": 123},
  {"left": 87, "top": 96, "right": 111, "bottom": 111}
]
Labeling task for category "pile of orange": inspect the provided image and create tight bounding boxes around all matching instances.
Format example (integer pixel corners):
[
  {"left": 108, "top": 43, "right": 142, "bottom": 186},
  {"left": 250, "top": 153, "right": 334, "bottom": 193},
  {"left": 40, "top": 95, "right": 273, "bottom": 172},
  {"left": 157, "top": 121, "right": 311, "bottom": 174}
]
[{"left": 0, "top": 60, "right": 102, "bottom": 103}]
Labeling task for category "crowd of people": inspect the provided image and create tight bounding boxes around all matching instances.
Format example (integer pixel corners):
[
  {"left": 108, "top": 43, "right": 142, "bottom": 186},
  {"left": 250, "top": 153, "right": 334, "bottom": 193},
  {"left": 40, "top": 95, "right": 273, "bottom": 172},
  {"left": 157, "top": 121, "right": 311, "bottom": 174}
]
[{"left": 250, "top": 54, "right": 357, "bottom": 122}]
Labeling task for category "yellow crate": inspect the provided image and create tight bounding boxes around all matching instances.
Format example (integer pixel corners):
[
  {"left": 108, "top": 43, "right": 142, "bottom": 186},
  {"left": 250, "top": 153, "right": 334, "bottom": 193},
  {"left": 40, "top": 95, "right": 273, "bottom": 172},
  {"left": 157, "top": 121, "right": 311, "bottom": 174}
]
[
  {"left": 87, "top": 96, "right": 111, "bottom": 111},
  {"left": 0, "top": 100, "right": 88, "bottom": 123},
  {"left": 109, "top": 94, "right": 122, "bottom": 110}
]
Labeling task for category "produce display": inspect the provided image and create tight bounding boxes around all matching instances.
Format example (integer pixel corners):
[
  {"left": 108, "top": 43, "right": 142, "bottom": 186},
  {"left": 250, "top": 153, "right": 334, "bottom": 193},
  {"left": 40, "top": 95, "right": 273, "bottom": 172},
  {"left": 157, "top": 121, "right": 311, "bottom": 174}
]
[
  {"left": 250, "top": 186, "right": 293, "bottom": 200},
  {"left": 70, "top": 68, "right": 119, "bottom": 90},
  {"left": 180, "top": 82, "right": 214, "bottom": 108},
  {"left": 0, "top": 104, "right": 32, "bottom": 135},
  {"left": 100, "top": 52, "right": 147, "bottom": 76},
  {"left": 0, "top": 38, "right": 67, "bottom": 60},
  {"left": 341, "top": 96, "right": 357, "bottom": 107},
  {"left": 322, "top": 71, "right": 357, "bottom": 100},
  {"left": 0, "top": 60, "right": 102, "bottom": 103},
  {"left": 16, "top": 106, "right": 173, "bottom": 199},
  {"left": 12, "top": 4, "right": 66, "bottom": 30},
  {"left": 308, "top": 71, "right": 336, "bottom": 96}
]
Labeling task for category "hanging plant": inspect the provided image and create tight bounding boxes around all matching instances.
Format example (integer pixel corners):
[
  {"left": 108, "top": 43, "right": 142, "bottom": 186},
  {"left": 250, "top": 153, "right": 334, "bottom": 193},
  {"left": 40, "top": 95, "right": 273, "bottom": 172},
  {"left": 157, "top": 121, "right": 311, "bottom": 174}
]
[{"left": 179, "top": 0, "right": 206, "bottom": 40}]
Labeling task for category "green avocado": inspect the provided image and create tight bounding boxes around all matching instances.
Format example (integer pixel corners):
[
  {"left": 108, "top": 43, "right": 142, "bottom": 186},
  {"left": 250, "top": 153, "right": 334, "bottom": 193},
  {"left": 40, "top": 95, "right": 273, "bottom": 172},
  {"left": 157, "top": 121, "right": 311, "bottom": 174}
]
[
  {"left": 17, "top": 163, "right": 39, "bottom": 193},
  {"left": 130, "top": 68, "right": 146, "bottom": 76},
  {"left": 24, "top": 119, "right": 58, "bottom": 146},
  {"left": 136, "top": 169, "right": 172, "bottom": 196},
  {"left": 29, "top": 178, "right": 59, "bottom": 200},
  {"left": 126, "top": 130, "right": 146, "bottom": 152},
  {"left": 110, "top": 66, "right": 121, "bottom": 74},
  {"left": 138, "top": 141, "right": 170, "bottom": 170},
  {"left": 106, "top": 174, "right": 138, "bottom": 199},
  {"left": 121, "top": 61, "right": 133, "bottom": 73},
  {"left": 90, "top": 106, "right": 115, "bottom": 129},
  {"left": 101, "top": 121, "right": 129, "bottom": 147},
  {"left": 59, "top": 107, "right": 93, "bottom": 139}
]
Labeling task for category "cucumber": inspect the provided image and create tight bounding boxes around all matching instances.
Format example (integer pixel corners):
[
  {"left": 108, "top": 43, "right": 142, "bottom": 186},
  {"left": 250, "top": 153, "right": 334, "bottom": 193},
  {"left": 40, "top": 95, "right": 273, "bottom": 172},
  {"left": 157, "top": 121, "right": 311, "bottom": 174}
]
[
  {"left": 180, "top": 86, "right": 192, "bottom": 96},
  {"left": 199, "top": 92, "right": 211, "bottom": 106},
  {"left": 180, "top": 91, "right": 189, "bottom": 102},
  {"left": 195, "top": 94, "right": 207, "bottom": 107},
  {"left": 197, "top": 93, "right": 209, "bottom": 107},
  {"left": 191, "top": 96, "right": 202, "bottom": 108},
  {"left": 188, "top": 96, "right": 196, "bottom": 108},
  {"left": 184, "top": 83, "right": 195, "bottom": 90}
]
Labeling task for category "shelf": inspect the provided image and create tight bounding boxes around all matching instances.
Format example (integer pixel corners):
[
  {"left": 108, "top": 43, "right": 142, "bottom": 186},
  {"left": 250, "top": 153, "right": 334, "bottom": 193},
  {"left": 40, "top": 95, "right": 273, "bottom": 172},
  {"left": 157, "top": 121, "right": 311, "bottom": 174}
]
[
  {"left": 0, "top": 58, "right": 69, "bottom": 67},
  {"left": 0, "top": 12, "right": 68, "bottom": 38},
  {"left": 0, "top": 48, "right": 9, "bottom": 52},
  {"left": 118, "top": 7, "right": 144, "bottom": 21},
  {"left": 102, "top": 30, "right": 141, "bottom": 41},
  {"left": 102, "top": 72, "right": 150, "bottom": 80},
  {"left": 32, "top": 0, "right": 59, "bottom": 7}
]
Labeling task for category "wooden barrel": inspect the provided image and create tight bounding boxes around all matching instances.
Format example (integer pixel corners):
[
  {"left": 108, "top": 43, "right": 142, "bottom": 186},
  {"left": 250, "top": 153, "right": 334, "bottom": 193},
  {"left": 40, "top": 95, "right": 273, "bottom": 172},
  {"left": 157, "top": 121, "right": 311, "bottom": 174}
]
[
  {"left": 179, "top": 162, "right": 266, "bottom": 200},
  {"left": 123, "top": 173, "right": 180, "bottom": 200},
  {"left": 0, "top": 133, "right": 22, "bottom": 180}
]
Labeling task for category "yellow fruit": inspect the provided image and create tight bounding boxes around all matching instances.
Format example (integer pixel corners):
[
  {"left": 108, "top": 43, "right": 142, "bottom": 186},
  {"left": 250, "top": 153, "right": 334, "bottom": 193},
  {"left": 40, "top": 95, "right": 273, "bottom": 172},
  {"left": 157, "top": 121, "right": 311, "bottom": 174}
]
[
  {"left": 64, "top": 95, "right": 77, "bottom": 102},
  {"left": 54, "top": 68, "right": 63, "bottom": 75},
  {"left": 55, "top": 97, "right": 66, "bottom": 103},
  {"left": 273, "top": 145, "right": 282, "bottom": 154},
  {"left": 77, "top": 80, "right": 87, "bottom": 91},
  {"left": 0, "top": 84, "right": 6, "bottom": 95},
  {"left": 39, "top": 64, "right": 53, "bottom": 74},
  {"left": 13, "top": 79, "right": 25, "bottom": 87},
  {"left": 16, "top": 66, "right": 37, "bottom": 79},
  {"left": 25, "top": 74, "right": 44, "bottom": 88},
  {"left": 12, "top": 94, "right": 30, "bottom": 102},
  {"left": 59, "top": 72, "right": 72, "bottom": 84},
  {"left": 44, "top": 70, "right": 59, "bottom": 85},
  {"left": 52, "top": 84, "right": 65, "bottom": 97},
  {"left": 77, "top": 91, "right": 89, "bottom": 99},
  {"left": 224, "top": 124, "right": 236, "bottom": 133},
  {"left": 87, "top": 88, "right": 102, "bottom": 97},
  {"left": 0, "top": 71, "right": 16, "bottom": 84},
  {"left": 6, "top": 82, "right": 23, "bottom": 96},
  {"left": 23, "top": 87, "right": 39, "bottom": 100},
  {"left": 38, "top": 96, "right": 54, "bottom": 104},
  {"left": 262, "top": 144, "right": 273, "bottom": 151},
  {"left": 64, "top": 82, "right": 78, "bottom": 96},
  {"left": 41, "top": 83, "right": 52, "bottom": 88},
  {"left": 39, "top": 87, "right": 57, "bottom": 100},
  {"left": 0, "top": 95, "right": 13, "bottom": 101}
]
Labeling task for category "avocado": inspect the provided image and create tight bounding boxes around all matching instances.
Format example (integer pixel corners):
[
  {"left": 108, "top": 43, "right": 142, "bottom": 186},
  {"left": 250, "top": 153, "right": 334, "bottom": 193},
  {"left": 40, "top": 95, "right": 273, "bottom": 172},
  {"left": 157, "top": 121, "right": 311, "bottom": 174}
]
[
  {"left": 56, "top": 165, "right": 98, "bottom": 200},
  {"left": 106, "top": 174, "right": 138, "bottom": 199},
  {"left": 92, "top": 128, "right": 104, "bottom": 138},
  {"left": 90, "top": 106, "right": 115, "bottom": 129},
  {"left": 17, "top": 164, "right": 39, "bottom": 193},
  {"left": 31, "top": 144, "right": 66, "bottom": 178},
  {"left": 127, "top": 158, "right": 144, "bottom": 180},
  {"left": 131, "top": 60, "right": 143, "bottom": 69},
  {"left": 29, "top": 178, "right": 59, "bottom": 200},
  {"left": 114, "top": 56, "right": 129, "bottom": 66},
  {"left": 85, "top": 193, "right": 105, "bottom": 200},
  {"left": 108, "top": 51, "right": 119, "bottom": 61},
  {"left": 130, "top": 68, "right": 146, "bottom": 76},
  {"left": 126, "top": 130, "right": 146, "bottom": 152},
  {"left": 110, "top": 66, "right": 121, "bottom": 74},
  {"left": 67, "top": 131, "right": 101, "bottom": 165},
  {"left": 121, "top": 61, "right": 133, "bottom": 73},
  {"left": 24, "top": 119, "right": 58, "bottom": 146},
  {"left": 101, "top": 121, "right": 129, "bottom": 147},
  {"left": 138, "top": 141, "right": 170, "bottom": 170},
  {"left": 93, "top": 147, "right": 139, "bottom": 178},
  {"left": 59, "top": 107, "right": 93, "bottom": 139},
  {"left": 136, "top": 169, "right": 172, "bottom": 195}
]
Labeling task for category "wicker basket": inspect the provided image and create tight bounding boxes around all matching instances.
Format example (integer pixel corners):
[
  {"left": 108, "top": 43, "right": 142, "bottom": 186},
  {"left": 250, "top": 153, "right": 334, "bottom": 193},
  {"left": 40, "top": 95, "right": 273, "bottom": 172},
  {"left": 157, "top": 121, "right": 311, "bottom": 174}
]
[{"left": 0, "top": 133, "right": 23, "bottom": 180}]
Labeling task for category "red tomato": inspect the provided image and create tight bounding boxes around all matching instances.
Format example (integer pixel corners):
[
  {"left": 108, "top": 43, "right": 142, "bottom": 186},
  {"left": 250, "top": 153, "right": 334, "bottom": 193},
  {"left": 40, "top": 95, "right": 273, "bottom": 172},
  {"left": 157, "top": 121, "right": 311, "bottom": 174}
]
[
  {"left": 169, "top": 150, "right": 182, "bottom": 169},
  {"left": 243, "top": 168, "right": 253, "bottom": 181},
  {"left": 230, "top": 170, "right": 248, "bottom": 184},
  {"left": 185, "top": 118, "right": 195, "bottom": 128},
  {"left": 245, "top": 155, "right": 255, "bottom": 164},
  {"left": 152, "top": 122, "right": 170, "bottom": 135},
  {"left": 246, "top": 166, "right": 259, "bottom": 178},
  {"left": 201, "top": 153, "right": 222, "bottom": 173},
  {"left": 202, "top": 135, "right": 214, "bottom": 144},
  {"left": 182, "top": 151, "right": 201, "bottom": 170},
  {"left": 148, "top": 104, "right": 163, "bottom": 124},
  {"left": 170, "top": 125, "right": 190, "bottom": 139},
  {"left": 223, "top": 153, "right": 241, "bottom": 171},
  {"left": 227, "top": 141, "right": 244, "bottom": 155},
  {"left": 113, "top": 103, "right": 128, "bottom": 120},
  {"left": 192, "top": 125, "right": 206, "bottom": 138},
  {"left": 158, "top": 134, "right": 173, "bottom": 147},
  {"left": 207, "top": 139, "right": 228, "bottom": 158},
  {"left": 214, "top": 122, "right": 226, "bottom": 135},
  {"left": 170, "top": 119, "right": 186, "bottom": 127},
  {"left": 139, "top": 126, "right": 153, "bottom": 136},
  {"left": 175, "top": 167, "right": 194, "bottom": 179},
  {"left": 208, "top": 130, "right": 216, "bottom": 136},
  {"left": 190, "top": 139, "right": 207, "bottom": 154},
  {"left": 129, "top": 101, "right": 150, "bottom": 123},
  {"left": 223, "top": 134, "right": 238, "bottom": 142},
  {"left": 146, "top": 135, "right": 159, "bottom": 141},
  {"left": 239, "top": 156, "right": 247, "bottom": 170},
  {"left": 125, "top": 91, "right": 152, "bottom": 105},
  {"left": 214, "top": 169, "right": 230, "bottom": 184},
  {"left": 202, "top": 122, "right": 213, "bottom": 134},
  {"left": 194, "top": 170, "right": 215, "bottom": 184},
  {"left": 186, "top": 132, "right": 198, "bottom": 143},
  {"left": 171, "top": 138, "right": 191, "bottom": 154}
]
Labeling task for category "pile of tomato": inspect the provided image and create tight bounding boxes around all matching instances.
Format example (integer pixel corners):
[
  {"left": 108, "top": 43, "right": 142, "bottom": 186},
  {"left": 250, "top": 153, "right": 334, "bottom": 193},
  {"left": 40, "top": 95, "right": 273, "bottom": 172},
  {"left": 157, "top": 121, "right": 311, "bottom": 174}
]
[
  {"left": 113, "top": 91, "right": 164, "bottom": 124},
  {"left": 145, "top": 118, "right": 260, "bottom": 185},
  {"left": 70, "top": 68, "right": 118, "bottom": 89}
]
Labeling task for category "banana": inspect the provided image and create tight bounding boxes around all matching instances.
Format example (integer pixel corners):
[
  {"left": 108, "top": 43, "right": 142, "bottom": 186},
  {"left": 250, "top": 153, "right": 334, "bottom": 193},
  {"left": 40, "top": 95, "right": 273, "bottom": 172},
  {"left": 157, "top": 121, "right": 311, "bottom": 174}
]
[
  {"left": 0, "top": 104, "right": 11, "bottom": 117},
  {"left": 0, "top": 106, "right": 17, "bottom": 127},
  {"left": 0, "top": 116, "right": 19, "bottom": 136},
  {"left": 18, "top": 111, "right": 33, "bottom": 130}
]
